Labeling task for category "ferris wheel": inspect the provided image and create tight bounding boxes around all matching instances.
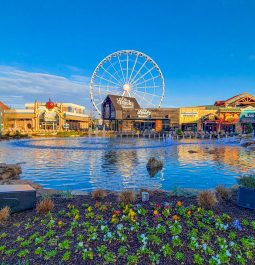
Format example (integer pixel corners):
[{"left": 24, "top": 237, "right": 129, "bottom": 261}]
[{"left": 90, "top": 50, "right": 165, "bottom": 114}]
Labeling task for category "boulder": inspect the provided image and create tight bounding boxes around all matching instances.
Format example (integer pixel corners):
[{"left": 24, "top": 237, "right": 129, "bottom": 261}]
[
  {"left": 147, "top": 157, "right": 163, "bottom": 170},
  {"left": 146, "top": 157, "right": 163, "bottom": 177},
  {"left": 0, "top": 163, "right": 22, "bottom": 181}
]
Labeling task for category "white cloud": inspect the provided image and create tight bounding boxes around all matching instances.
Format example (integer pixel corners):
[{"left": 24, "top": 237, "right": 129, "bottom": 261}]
[{"left": 0, "top": 65, "right": 91, "bottom": 109}]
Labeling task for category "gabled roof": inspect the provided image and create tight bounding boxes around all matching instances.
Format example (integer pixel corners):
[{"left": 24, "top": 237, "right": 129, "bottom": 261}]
[
  {"left": 214, "top": 92, "right": 255, "bottom": 107},
  {"left": 103, "top": 95, "right": 140, "bottom": 111},
  {"left": 0, "top": 101, "right": 9, "bottom": 110}
]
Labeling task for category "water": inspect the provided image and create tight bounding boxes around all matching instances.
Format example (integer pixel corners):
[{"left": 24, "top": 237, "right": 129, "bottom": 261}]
[{"left": 0, "top": 137, "right": 254, "bottom": 191}]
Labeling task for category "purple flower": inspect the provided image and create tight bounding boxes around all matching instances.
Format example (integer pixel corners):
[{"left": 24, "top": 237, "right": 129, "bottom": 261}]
[{"left": 233, "top": 220, "right": 242, "bottom": 231}]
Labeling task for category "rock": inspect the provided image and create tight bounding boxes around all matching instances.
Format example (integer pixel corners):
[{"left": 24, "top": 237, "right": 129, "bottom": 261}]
[
  {"left": 0, "top": 163, "right": 22, "bottom": 181},
  {"left": 247, "top": 144, "right": 255, "bottom": 151},
  {"left": 240, "top": 140, "right": 255, "bottom": 148},
  {"left": 188, "top": 150, "right": 198, "bottom": 154},
  {"left": 146, "top": 157, "right": 163, "bottom": 170},
  {"left": 146, "top": 157, "right": 163, "bottom": 177}
]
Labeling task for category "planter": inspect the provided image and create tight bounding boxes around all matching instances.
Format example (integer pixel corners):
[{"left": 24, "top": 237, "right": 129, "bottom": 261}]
[
  {"left": 0, "top": 185, "right": 36, "bottom": 213},
  {"left": 237, "top": 186, "right": 255, "bottom": 209}
]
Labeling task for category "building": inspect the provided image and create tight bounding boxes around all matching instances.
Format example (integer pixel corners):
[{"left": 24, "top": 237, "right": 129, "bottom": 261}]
[
  {"left": 102, "top": 92, "right": 255, "bottom": 133},
  {"left": 0, "top": 101, "right": 10, "bottom": 136},
  {"left": 102, "top": 95, "right": 172, "bottom": 132},
  {"left": 2, "top": 99, "right": 91, "bottom": 133}
]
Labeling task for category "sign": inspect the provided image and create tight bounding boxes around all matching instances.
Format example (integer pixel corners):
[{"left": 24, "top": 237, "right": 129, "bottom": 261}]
[
  {"left": 181, "top": 112, "right": 198, "bottom": 117},
  {"left": 116, "top": 97, "right": 134, "bottom": 109},
  {"left": 137, "top": 109, "right": 151, "bottom": 118},
  {"left": 242, "top": 113, "right": 255, "bottom": 118},
  {"left": 240, "top": 111, "right": 255, "bottom": 123},
  {"left": 63, "top": 123, "right": 70, "bottom": 129},
  {"left": 44, "top": 111, "right": 58, "bottom": 122}
]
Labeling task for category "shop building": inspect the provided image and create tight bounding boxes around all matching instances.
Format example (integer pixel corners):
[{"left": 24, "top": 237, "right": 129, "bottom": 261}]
[
  {"left": 2, "top": 99, "right": 91, "bottom": 133},
  {"left": 102, "top": 95, "right": 172, "bottom": 132}
]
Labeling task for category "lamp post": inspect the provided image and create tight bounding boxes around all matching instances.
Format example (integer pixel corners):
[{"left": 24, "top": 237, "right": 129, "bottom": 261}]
[{"left": 0, "top": 109, "right": 2, "bottom": 137}]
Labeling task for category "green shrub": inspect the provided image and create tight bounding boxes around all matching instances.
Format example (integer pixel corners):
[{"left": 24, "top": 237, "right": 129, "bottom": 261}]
[
  {"left": 238, "top": 176, "right": 255, "bottom": 188},
  {"left": 246, "top": 123, "right": 253, "bottom": 134},
  {"left": 176, "top": 129, "right": 183, "bottom": 136}
]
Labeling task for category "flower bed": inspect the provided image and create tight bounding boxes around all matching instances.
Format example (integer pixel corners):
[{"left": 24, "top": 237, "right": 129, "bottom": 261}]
[{"left": 0, "top": 192, "right": 255, "bottom": 264}]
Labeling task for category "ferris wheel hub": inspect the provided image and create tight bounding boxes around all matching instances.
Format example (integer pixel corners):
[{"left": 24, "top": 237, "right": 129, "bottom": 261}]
[{"left": 123, "top": 83, "right": 131, "bottom": 92}]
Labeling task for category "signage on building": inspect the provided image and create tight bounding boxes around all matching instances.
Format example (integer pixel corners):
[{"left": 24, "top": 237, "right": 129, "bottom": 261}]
[
  {"left": 181, "top": 112, "right": 198, "bottom": 117},
  {"left": 116, "top": 97, "right": 134, "bottom": 109},
  {"left": 243, "top": 113, "right": 255, "bottom": 118},
  {"left": 137, "top": 109, "right": 151, "bottom": 118},
  {"left": 44, "top": 110, "right": 58, "bottom": 122},
  {"left": 240, "top": 111, "right": 255, "bottom": 123}
]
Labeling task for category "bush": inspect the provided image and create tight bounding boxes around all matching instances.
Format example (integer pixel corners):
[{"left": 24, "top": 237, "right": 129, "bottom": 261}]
[
  {"left": 215, "top": 186, "right": 232, "bottom": 201},
  {"left": 0, "top": 207, "right": 10, "bottom": 223},
  {"left": 197, "top": 190, "right": 218, "bottom": 209},
  {"left": 118, "top": 190, "right": 136, "bottom": 205},
  {"left": 92, "top": 189, "right": 107, "bottom": 200},
  {"left": 238, "top": 176, "right": 255, "bottom": 188},
  {"left": 176, "top": 129, "right": 183, "bottom": 136},
  {"left": 246, "top": 123, "right": 254, "bottom": 134},
  {"left": 36, "top": 199, "right": 54, "bottom": 215}
]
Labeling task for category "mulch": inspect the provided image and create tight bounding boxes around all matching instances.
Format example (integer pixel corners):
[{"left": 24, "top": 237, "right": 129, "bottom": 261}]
[{"left": 0, "top": 191, "right": 254, "bottom": 265}]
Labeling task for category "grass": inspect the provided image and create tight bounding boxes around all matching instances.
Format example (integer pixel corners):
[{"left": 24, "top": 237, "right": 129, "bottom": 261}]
[
  {"left": 36, "top": 199, "right": 54, "bottom": 215},
  {"left": 197, "top": 190, "right": 218, "bottom": 209},
  {"left": 0, "top": 207, "right": 10, "bottom": 223},
  {"left": 118, "top": 190, "right": 136, "bottom": 204},
  {"left": 92, "top": 189, "right": 107, "bottom": 200}
]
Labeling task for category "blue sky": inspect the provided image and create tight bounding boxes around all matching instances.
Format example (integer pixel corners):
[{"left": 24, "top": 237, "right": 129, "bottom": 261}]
[{"left": 0, "top": 0, "right": 254, "bottom": 111}]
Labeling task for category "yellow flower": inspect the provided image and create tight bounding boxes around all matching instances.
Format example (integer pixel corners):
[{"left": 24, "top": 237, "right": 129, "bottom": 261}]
[
  {"left": 124, "top": 205, "right": 129, "bottom": 213},
  {"left": 197, "top": 207, "right": 201, "bottom": 212},
  {"left": 87, "top": 206, "right": 92, "bottom": 212},
  {"left": 58, "top": 221, "right": 63, "bottom": 227},
  {"left": 74, "top": 214, "right": 80, "bottom": 220},
  {"left": 153, "top": 210, "right": 158, "bottom": 216},
  {"left": 128, "top": 209, "right": 136, "bottom": 222},
  {"left": 187, "top": 210, "right": 191, "bottom": 216}
]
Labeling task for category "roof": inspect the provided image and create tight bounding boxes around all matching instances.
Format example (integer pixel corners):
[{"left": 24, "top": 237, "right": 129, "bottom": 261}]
[
  {"left": 0, "top": 101, "right": 9, "bottom": 110},
  {"left": 103, "top": 95, "right": 140, "bottom": 111},
  {"left": 214, "top": 92, "right": 255, "bottom": 106}
]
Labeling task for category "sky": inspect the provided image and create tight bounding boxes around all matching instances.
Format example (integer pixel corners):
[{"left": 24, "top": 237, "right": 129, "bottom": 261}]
[{"left": 0, "top": 0, "right": 255, "bottom": 111}]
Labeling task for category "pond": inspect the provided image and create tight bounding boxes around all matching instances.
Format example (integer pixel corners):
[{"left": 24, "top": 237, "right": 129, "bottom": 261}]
[{"left": 0, "top": 137, "right": 254, "bottom": 191}]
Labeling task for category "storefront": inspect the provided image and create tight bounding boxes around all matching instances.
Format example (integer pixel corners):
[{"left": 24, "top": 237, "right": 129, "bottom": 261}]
[
  {"left": 2, "top": 99, "right": 91, "bottom": 133},
  {"left": 240, "top": 107, "right": 255, "bottom": 134},
  {"left": 202, "top": 114, "right": 222, "bottom": 132},
  {"left": 102, "top": 95, "right": 171, "bottom": 132},
  {"left": 217, "top": 107, "right": 241, "bottom": 133}
]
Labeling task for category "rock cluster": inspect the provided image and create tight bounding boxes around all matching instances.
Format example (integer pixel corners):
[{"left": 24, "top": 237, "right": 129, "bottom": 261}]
[
  {"left": 0, "top": 163, "right": 42, "bottom": 190},
  {"left": 0, "top": 163, "right": 22, "bottom": 181}
]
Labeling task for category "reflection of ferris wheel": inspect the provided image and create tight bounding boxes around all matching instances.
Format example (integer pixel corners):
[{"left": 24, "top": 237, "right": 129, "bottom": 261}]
[{"left": 90, "top": 50, "right": 165, "bottom": 114}]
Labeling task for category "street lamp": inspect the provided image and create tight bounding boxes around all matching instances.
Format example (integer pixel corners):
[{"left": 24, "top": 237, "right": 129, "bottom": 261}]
[{"left": 0, "top": 109, "right": 2, "bottom": 137}]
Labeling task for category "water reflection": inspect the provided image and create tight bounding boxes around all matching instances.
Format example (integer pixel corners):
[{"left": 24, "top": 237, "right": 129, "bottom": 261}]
[{"left": 0, "top": 138, "right": 254, "bottom": 191}]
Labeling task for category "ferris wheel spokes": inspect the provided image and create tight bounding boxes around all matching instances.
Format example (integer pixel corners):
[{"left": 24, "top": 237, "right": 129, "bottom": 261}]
[
  {"left": 128, "top": 53, "right": 139, "bottom": 84},
  {"left": 90, "top": 50, "right": 165, "bottom": 114}
]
